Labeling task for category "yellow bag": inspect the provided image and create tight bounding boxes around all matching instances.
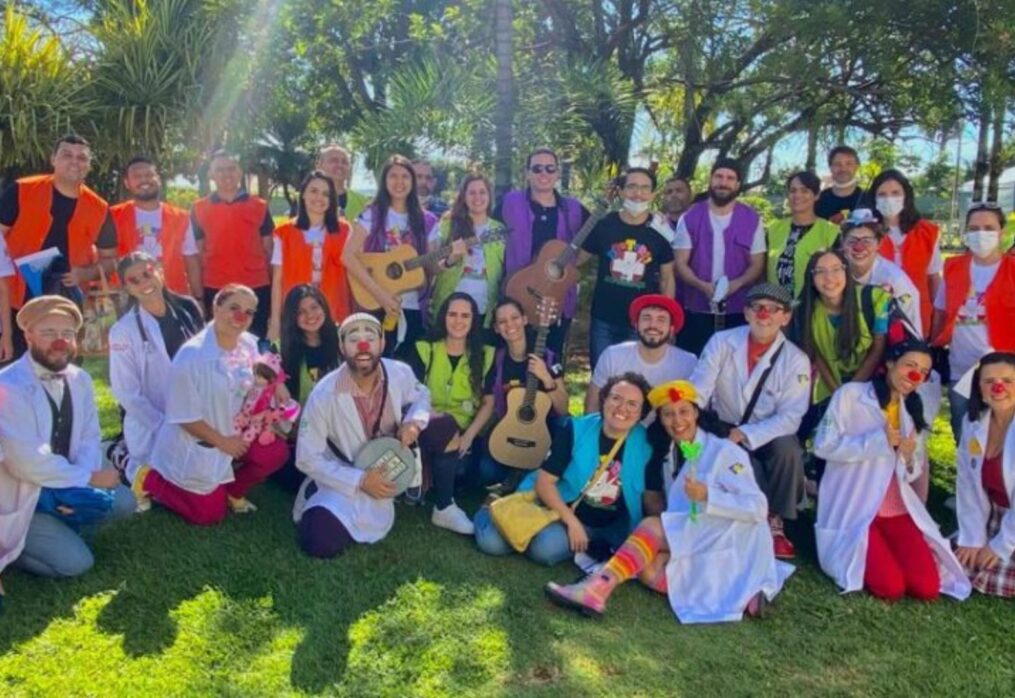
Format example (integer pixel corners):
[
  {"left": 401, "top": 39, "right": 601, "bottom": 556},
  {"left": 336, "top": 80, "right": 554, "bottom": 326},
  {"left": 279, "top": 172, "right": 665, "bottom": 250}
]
[{"left": 488, "top": 432, "right": 626, "bottom": 553}]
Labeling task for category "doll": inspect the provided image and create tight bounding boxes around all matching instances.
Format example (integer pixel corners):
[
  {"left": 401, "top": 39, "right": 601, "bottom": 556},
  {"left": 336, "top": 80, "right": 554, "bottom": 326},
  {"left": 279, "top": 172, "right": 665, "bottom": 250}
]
[{"left": 234, "top": 353, "right": 301, "bottom": 445}]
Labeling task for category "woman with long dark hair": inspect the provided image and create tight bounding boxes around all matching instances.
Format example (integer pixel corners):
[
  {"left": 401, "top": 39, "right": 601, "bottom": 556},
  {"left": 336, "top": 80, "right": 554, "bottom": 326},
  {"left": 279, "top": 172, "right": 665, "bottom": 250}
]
[
  {"left": 869, "top": 169, "right": 942, "bottom": 336},
  {"left": 430, "top": 174, "right": 506, "bottom": 326},
  {"left": 955, "top": 351, "right": 1015, "bottom": 596},
  {"left": 403, "top": 291, "right": 494, "bottom": 534},
  {"left": 108, "top": 251, "right": 205, "bottom": 487},
  {"left": 814, "top": 341, "right": 970, "bottom": 602},
  {"left": 268, "top": 171, "right": 350, "bottom": 342},
  {"left": 342, "top": 154, "right": 439, "bottom": 351}
]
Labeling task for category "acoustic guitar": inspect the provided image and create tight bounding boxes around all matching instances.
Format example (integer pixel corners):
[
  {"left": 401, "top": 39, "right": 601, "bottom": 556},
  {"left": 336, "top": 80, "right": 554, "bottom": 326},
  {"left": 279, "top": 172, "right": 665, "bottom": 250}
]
[
  {"left": 349, "top": 231, "right": 504, "bottom": 311},
  {"left": 486, "top": 299, "right": 559, "bottom": 470},
  {"left": 503, "top": 203, "right": 610, "bottom": 321}
]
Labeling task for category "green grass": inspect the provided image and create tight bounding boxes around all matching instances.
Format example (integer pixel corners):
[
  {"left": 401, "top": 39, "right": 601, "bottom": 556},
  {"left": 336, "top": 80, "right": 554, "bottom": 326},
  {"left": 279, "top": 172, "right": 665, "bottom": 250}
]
[{"left": 1, "top": 361, "right": 1013, "bottom": 697}]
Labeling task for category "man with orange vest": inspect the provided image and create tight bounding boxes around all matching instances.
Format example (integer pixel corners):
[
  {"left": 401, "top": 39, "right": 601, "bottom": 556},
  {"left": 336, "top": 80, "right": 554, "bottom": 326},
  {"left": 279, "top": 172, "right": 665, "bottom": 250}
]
[
  {"left": 191, "top": 151, "right": 275, "bottom": 337},
  {"left": 0, "top": 135, "right": 118, "bottom": 358},
  {"left": 111, "top": 156, "right": 202, "bottom": 299},
  {"left": 931, "top": 202, "right": 1015, "bottom": 440}
]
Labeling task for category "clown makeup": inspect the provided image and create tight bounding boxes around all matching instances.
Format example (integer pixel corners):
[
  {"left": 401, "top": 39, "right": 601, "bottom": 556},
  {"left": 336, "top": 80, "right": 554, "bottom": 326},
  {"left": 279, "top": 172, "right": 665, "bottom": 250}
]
[
  {"left": 213, "top": 291, "right": 257, "bottom": 334},
  {"left": 980, "top": 363, "right": 1015, "bottom": 411},
  {"left": 27, "top": 315, "right": 79, "bottom": 372},
  {"left": 888, "top": 351, "right": 932, "bottom": 396},
  {"left": 658, "top": 400, "right": 698, "bottom": 444},
  {"left": 342, "top": 323, "right": 383, "bottom": 374},
  {"left": 745, "top": 300, "right": 789, "bottom": 343}
]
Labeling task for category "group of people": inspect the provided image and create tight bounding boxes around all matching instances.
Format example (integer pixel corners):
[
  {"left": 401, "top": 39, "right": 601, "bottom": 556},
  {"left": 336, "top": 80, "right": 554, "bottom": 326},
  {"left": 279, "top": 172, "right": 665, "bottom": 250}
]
[{"left": 0, "top": 135, "right": 1013, "bottom": 625}]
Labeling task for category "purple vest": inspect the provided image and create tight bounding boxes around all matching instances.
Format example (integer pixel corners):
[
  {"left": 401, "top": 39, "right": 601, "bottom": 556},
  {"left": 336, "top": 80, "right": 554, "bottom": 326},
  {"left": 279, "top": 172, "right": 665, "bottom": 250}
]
[
  {"left": 499, "top": 189, "right": 584, "bottom": 319},
  {"left": 677, "top": 201, "right": 760, "bottom": 313}
]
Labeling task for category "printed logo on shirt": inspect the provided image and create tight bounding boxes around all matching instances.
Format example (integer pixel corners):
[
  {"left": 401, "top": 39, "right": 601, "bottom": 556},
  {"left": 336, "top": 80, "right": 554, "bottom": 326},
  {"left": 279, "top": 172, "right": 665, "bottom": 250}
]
[
  {"left": 969, "top": 436, "right": 982, "bottom": 457},
  {"left": 585, "top": 457, "right": 622, "bottom": 509},
  {"left": 383, "top": 226, "right": 412, "bottom": 251},
  {"left": 607, "top": 238, "right": 652, "bottom": 286},
  {"left": 958, "top": 287, "right": 987, "bottom": 326},
  {"left": 729, "top": 462, "right": 746, "bottom": 475},
  {"left": 797, "top": 374, "right": 809, "bottom": 385},
  {"left": 139, "top": 223, "right": 164, "bottom": 258},
  {"left": 462, "top": 246, "right": 487, "bottom": 280}
]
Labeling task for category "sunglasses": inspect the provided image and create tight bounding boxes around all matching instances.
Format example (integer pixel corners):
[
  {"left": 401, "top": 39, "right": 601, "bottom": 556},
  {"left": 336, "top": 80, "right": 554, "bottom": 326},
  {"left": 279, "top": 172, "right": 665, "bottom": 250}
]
[
  {"left": 969, "top": 201, "right": 1002, "bottom": 211},
  {"left": 747, "top": 302, "right": 784, "bottom": 314},
  {"left": 125, "top": 267, "right": 156, "bottom": 286},
  {"left": 529, "top": 164, "right": 558, "bottom": 175},
  {"left": 227, "top": 303, "right": 256, "bottom": 318}
]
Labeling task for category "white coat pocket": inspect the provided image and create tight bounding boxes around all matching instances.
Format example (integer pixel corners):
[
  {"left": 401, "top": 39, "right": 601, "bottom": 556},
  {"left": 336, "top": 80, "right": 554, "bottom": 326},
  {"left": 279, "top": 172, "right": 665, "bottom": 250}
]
[{"left": 175, "top": 439, "right": 235, "bottom": 494}]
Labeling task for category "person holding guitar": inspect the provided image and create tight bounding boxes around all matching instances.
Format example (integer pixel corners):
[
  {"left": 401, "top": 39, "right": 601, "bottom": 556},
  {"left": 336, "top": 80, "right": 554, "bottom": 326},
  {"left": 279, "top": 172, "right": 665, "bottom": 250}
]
[
  {"left": 430, "top": 174, "right": 506, "bottom": 327},
  {"left": 480, "top": 298, "right": 568, "bottom": 487},
  {"left": 342, "top": 155, "right": 439, "bottom": 353},
  {"left": 495, "top": 147, "right": 589, "bottom": 357}
]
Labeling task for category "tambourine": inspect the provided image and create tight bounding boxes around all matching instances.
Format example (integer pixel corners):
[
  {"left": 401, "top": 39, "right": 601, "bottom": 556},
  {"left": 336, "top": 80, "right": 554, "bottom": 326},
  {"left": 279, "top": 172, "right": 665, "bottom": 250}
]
[{"left": 354, "top": 437, "right": 417, "bottom": 496}]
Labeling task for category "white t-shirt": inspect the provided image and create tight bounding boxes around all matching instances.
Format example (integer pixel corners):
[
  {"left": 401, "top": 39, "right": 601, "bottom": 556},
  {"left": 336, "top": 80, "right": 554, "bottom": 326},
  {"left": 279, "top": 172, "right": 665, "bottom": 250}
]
[
  {"left": 855, "top": 257, "right": 923, "bottom": 336},
  {"left": 271, "top": 225, "right": 325, "bottom": 266},
  {"left": 134, "top": 205, "right": 198, "bottom": 259},
  {"left": 0, "top": 234, "right": 15, "bottom": 278},
  {"left": 672, "top": 208, "right": 766, "bottom": 282},
  {"left": 453, "top": 221, "right": 491, "bottom": 314},
  {"left": 888, "top": 226, "right": 943, "bottom": 274},
  {"left": 933, "top": 260, "right": 1000, "bottom": 381},
  {"left": 357, "top": 208, "right": 438, "bottom": 311},
  {"left": 591, "top": 341, "right": 697, "bottom": 389}
]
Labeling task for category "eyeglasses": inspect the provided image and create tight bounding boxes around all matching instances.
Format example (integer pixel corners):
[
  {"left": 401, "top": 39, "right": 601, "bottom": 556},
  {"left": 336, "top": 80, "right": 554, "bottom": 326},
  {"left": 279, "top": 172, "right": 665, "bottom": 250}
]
[
  {"left": 37, "top": 329, "right": 78, "bottom": 341},
  {"left": 747, "top": 302, "right": 784, "bottom": 314},
  {"left": 605, "top": 393, "right": 642, "bottom": 412},
  {"left": 811, "top": 265, "right": 847, "bottom": 277},
  {"left": 623, "top": 183, "right": 654, "bottom": 194},
  {"left": 227, "top": 303, "right": 256, "bottom": 318},
  {"left": 125, "top": 267, "right": 156, "bottom": 286},
  {"left": 529, "top": 164, "right": 558, "bottom": 175},
  {"left": 845, "top": 236, "right": 878, "bottom": 248}
]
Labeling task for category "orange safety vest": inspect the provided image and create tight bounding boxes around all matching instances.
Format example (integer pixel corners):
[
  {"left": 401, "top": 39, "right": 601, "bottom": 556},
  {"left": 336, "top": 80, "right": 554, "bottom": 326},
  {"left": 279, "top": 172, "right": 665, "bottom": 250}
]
[
  {"left": 192, "top": 194, "right": 270, "bottom": 289},
  {"left": 935, "top": 253, "right": 1015, "bottom": 351},
  {"left": 5, "top": 175, "right": 108, "bottom": 308},
  {"left": 879, "top": 218, "right": 939, "bottom": 336},
  {"left": 111, "top": 201, "right": 192, "bottom": 294},
  {"left": 274, "top": 220, "right": 351, "bottom": 322}
]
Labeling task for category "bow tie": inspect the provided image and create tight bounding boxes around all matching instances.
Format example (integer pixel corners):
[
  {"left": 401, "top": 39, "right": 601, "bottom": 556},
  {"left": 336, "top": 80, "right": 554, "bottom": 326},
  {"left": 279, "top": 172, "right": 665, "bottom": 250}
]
[{"left": 40, "top": 372, "right": 67, "bottom": 382}]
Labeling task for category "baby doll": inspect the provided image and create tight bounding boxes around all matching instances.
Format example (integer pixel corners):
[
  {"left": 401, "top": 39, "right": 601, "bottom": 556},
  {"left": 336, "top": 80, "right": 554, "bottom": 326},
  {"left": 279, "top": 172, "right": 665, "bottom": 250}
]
[{"left": 235, "top": 353, "right": 301, "bottom": 445}]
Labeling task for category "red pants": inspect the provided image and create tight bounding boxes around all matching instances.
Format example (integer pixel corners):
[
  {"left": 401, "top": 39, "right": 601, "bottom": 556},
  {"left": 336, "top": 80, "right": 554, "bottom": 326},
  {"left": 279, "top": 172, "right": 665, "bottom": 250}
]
[
  {"left": 145, "top": 439, "right": 288, "bottom": 526},
  {"left": 864, "top": 513, "right": 940, "bottom": 601}
]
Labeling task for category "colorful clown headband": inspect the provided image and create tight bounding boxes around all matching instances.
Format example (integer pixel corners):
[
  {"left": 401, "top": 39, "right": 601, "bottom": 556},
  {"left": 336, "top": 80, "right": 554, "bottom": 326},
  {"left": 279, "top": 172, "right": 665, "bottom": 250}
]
[{"left": 648, "top": 379, "right": 699, "bottom": 409}]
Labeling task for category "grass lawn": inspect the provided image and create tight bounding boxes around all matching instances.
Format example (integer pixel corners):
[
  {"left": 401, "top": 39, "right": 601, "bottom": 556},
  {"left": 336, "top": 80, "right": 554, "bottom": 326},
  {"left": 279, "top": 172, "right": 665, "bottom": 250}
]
[{"left": 0, "top": 358, "right": 1013, "bottom": 697}]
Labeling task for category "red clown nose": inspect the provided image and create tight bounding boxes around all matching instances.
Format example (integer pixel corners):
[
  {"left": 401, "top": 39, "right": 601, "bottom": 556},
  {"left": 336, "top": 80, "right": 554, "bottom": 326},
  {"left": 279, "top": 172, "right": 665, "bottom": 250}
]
[
  {"left": 232, "top": 310, "right": 249, "bottom": 323},
  {"left": 50, "top": 338, "right": 70, "bottom": 351},
  {"left": 906, "top": 370, "right": 924, "bottom": 384},
  {"left": 754, "top": 308, "right": 771, "bottom": 320},
  {"left": 991, "top": 382, "right": 1008, "bottom": 397},
  {"left": 356, "top": 340, "right": 371, "bottom": 353}
]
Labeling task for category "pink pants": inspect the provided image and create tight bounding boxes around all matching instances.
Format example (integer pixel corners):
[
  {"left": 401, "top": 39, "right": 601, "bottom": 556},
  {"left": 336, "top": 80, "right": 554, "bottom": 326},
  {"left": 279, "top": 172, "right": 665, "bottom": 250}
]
[{"left": 145, "top": 439, "right": 288, "bottom": 526}]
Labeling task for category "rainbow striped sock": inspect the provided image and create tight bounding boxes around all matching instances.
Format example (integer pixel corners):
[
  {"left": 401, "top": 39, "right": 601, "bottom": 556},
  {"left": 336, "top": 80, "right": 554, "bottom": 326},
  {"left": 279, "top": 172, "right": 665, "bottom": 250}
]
[{"left": 603, "top": 523, "right": 663, "bottom": 585}]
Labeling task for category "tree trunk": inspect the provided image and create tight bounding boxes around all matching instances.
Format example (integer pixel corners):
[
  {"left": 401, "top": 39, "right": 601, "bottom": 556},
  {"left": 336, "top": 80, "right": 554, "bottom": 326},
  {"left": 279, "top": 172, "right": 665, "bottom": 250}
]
[
  {"left": 987, "top": 97, "right": 1005, "bottom": 202},
  {"left": 493, "top": 0, "right": 514, "bottom": 199},
  {"left": 972, "top": 100, "right": 991, "bottom": 202},
  {"left": 805, "top": 123, "right": 819, "bottom": 172}
]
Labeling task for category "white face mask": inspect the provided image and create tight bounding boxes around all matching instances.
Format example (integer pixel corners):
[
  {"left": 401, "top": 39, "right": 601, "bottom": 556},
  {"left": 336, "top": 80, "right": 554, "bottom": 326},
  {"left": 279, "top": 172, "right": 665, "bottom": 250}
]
[
  {"left": 875, "top": 195, "right": 904, "bottom": 219},
  {"left": 623, "top": 198, "right": 651, "bottom": 215},
  {"left": 964, "top": 230, "right": 1000, "bottom": 257},
  {"left": 833, "top": 176, "right": 859, "bottom": 190}
]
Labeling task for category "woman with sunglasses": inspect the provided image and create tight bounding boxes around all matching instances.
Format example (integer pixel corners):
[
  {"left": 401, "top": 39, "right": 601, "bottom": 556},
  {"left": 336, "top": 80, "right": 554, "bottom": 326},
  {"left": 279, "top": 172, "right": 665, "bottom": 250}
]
[
  {"left": 955, "top": 352, "right": 1015, "bottom": 596},
  {"left": 108, "top": 252, "right": 204, "bottom": 488},
  {"left": 132, "top": 284, "right": 288, "bottom": 523},
  {"left": 792, "top": 250, "right": 888, "bottom": 440},
  {"left": 766, "top": 171, "right": 840, "bottom": 298},
  {"left": 814, "top": 341, "right": 970, "bottom": 602},
  {"left": 931, "top": 203, "right": 1015, "bottom": 441}
]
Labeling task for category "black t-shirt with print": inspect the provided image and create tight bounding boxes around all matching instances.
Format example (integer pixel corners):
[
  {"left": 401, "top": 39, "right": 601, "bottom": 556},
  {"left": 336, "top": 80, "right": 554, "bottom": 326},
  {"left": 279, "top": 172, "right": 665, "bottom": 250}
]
[
  {"left": 815, "top": 187, "right": 865, "bottom": 223},
  {"left": 542, "top": 421, "right": 664, "bottom": 529},
  {"left": 581, "top": 212, "right": 674, "bottom": 326}
]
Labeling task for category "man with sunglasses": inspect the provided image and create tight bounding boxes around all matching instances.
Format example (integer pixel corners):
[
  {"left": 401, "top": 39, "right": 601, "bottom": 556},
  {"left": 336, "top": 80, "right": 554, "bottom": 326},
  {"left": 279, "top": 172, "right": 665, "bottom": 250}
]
[
  {"left": 690, "top": 283, "right": 811, "bottom": 560},
  {"left": 412, "top": 159, "right": 449, "bottom": 217},
  {"left": 111, "top": 156, "right": 203, "bottom": 299},
  {"left": 495, "top": 147, "right": 589, "bottom": 356}
]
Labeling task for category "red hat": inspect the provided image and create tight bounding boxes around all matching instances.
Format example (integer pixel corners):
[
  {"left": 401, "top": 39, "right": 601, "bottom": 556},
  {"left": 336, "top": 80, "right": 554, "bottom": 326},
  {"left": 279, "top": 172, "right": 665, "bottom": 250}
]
[{"left": 628, "top": 294, "right": 685, "bottom": 335}]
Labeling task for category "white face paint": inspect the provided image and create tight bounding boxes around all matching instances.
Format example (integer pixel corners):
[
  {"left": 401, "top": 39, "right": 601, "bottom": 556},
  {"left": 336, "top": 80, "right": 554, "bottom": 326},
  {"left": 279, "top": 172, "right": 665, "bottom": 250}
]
[{"left": 341, "top": 323, "right": 383, "bottom": 373}]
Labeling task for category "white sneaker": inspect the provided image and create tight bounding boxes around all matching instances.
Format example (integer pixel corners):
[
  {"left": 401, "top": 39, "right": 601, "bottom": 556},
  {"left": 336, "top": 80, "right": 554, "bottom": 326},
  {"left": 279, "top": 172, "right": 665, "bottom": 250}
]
[{"left": 431, "top": 502, "right": 474, "bottom": 535}]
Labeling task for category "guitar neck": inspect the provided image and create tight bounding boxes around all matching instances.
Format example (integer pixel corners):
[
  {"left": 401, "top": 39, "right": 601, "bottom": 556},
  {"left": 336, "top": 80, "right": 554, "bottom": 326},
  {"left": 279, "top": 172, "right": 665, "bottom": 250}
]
[
  {"left": 521, "top": 324, "right": 552, "bottom": 406},
  {"left": 404, "top": 236, "right": 480, "bottom": 271},
  {"left": 553, "top": 205, "right": 609, "bottom": 266}
]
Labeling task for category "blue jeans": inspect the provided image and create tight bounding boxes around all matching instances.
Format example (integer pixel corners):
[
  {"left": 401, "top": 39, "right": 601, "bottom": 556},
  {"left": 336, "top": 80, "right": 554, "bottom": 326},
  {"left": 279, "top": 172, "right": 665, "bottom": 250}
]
[
  {"left": 588, "top": 318, "right": 636, "bottom": 370},
  {"left": 474, "top": 506, "right": 628, "bottom": 566},
  {"left": 949, "top": 386, "right": 968, "bottom": 444},
  {"left": 14, "top": 484, "right": 136, "bottom": 578},
  {"left": 478, "top": 452, "right": 511, "bottom": 487}
]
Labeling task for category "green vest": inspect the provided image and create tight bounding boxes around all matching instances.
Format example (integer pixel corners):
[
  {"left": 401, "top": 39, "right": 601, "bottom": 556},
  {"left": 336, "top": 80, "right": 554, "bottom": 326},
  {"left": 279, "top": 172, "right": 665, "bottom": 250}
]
[
  {"left": 343, "top": 190, "right": 369, "bottom": 222},
  {"left": 429, "top": 219, "right": 506, "bottom": 327},
  {"left": 416, "top": 341, "right": 495, "bottom": 430},
  {"left": 766, "top": 217, "right": 841, "bottom": 298}
]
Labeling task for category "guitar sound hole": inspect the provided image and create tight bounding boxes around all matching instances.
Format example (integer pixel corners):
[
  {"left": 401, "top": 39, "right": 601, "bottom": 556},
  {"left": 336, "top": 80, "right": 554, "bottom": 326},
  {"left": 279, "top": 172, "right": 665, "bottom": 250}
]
[
  {"left": 545, "top": 261, "right": 564, "bottom": 281},
  {"left": 518, "top": 406, "right": 536, "bottom": 423},
  {"left": 386, "top": 264, "right": 404, "bottom": 281}
]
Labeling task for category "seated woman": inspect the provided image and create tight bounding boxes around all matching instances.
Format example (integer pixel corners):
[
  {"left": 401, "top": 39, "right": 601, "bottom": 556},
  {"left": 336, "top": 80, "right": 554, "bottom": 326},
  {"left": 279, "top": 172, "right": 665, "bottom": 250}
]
[
  {"left": 474, "top": 372, "right": 664, "bottom": 566},
  {"left": 479, "top": 298, "right": 568, "bottom": 487},
  {"left": 813, "top": 341, "right": 971, "bottom": 602},
  {"left": 109, "top": 252, "right": 205, "bottom": 492},
  {"left": 132, "top": 285, "right": 289, "bottom": 524},
  {"left": 403, "top": 292, "right": 495, "bottom": 534},
  {"left": 955, "top": 351, "right": 1015, "bottom": 596},
  {"left": 274, "top": 285, "right": 340, "bottom": 492},
  {"left": 544, "top": 379, "right": 790, "bottom": 622},
  {"left": 793, "top": 249, "right": 888, "bottom": 440},
  {"left": 429, "top": 174, "right": 506, "bottom": 327}
]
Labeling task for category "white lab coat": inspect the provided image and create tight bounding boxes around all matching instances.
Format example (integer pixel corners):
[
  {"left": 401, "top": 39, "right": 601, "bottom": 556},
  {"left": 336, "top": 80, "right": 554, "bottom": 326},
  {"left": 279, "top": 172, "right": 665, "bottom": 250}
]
[
  {"left": 108, "top": 306, "right": 174, "bottom": 481},
  {"left": 813, "top": 381, "right": 970, "bottom": 599},
  {"left": 149, "top": 324, "right": 258, "bottom": 494},
  {"left": 955, "top": 412, "right": 1015, "bottom": 560},
  {"left": 690, "top": 326, "right": 811, "bottom": 450},
  {"left": 292, "top": 359, "right": 431, "bottom": 543},
  {"left": 661, "top": 429, "right": 793, "bottom": 623},
  {"left": 0, "top": 356, "right": 103, "bottom": 571}
]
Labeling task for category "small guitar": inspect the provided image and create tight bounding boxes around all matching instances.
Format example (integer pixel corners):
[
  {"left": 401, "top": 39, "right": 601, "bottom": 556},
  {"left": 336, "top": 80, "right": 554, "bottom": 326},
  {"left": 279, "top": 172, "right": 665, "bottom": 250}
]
[
  {"left": 487, "top": 299, "right": 559, "bottom": 470},
  {"left": 350, "top": 231, "right": 505, "bottom": 311},
  {"left": 503, "top": 203, "right": 611, "bottom": 321}
]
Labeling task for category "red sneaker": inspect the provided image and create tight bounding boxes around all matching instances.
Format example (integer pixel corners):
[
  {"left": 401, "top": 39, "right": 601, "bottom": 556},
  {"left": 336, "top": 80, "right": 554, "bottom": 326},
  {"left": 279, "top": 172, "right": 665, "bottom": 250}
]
[{"left": 772, "top": 533, "right": 796, "bottom": 560}]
